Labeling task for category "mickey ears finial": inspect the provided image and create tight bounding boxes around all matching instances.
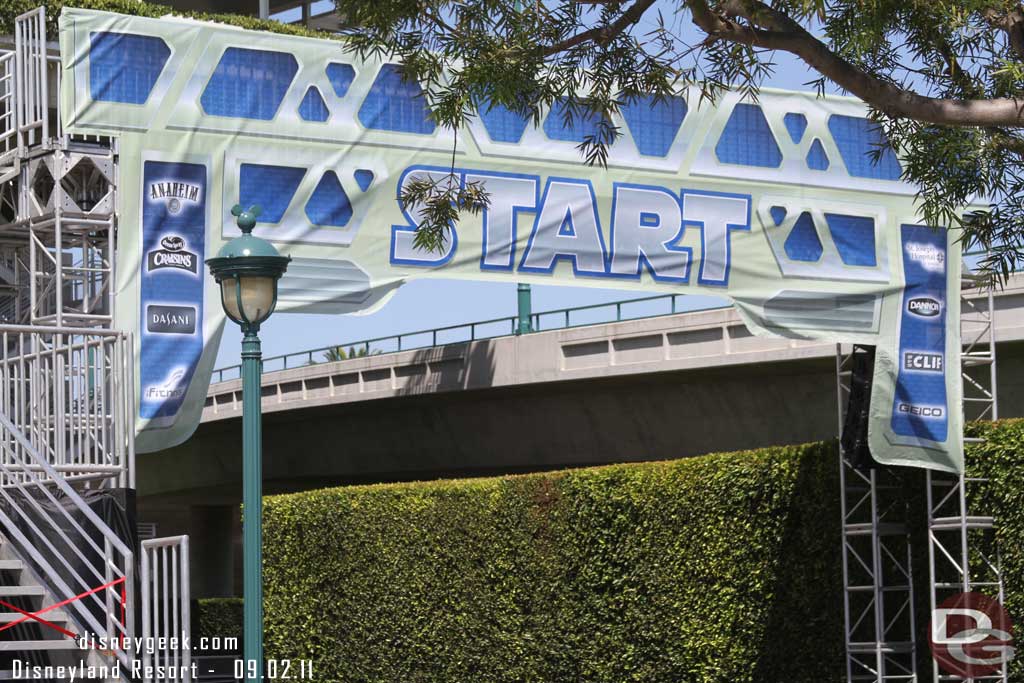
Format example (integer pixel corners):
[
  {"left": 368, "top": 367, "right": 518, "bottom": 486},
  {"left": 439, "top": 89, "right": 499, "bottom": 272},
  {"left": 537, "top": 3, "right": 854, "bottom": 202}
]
[{"left": 232, "top": 204, "right": 262, "bottom": 233}]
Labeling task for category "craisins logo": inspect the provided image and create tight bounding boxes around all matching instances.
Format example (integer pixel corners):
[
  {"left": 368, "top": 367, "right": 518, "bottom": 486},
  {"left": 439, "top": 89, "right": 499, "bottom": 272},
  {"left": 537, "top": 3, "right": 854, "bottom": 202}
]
[{"left": 929, "top": 592, "right": 1016, "bottom": 678}]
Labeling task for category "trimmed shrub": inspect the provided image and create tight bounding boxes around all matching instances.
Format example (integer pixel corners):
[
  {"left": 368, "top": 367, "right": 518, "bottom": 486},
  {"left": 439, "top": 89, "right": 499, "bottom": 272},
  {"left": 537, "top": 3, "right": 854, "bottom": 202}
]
[
  {"left": 262, "top": 441, "right": 845, "bottom": 682},
  {"left": 205, "top": 420, "right": 1024, "bottom": 681},
  {"left": 194, "top": 598, "right": 243, "bottom": 652}
]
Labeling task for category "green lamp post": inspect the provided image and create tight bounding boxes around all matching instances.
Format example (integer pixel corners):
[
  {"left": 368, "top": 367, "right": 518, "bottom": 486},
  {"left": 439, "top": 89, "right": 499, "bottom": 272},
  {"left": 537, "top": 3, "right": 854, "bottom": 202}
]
[{"left": 206, "top": 205, "right": 290, "bottom": 683}]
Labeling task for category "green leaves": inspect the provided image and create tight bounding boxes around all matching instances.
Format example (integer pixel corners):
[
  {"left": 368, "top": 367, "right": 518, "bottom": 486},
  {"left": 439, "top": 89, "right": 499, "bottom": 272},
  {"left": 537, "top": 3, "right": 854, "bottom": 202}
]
[
  {"left": 327, "top": 0, "right": 1024, "bottom": 276},
  {"left": 261, "top": 441, "right": 847, "bottom": 682},
  {"left": 399, "top": 173, "right": 490, "bottom": 253}
]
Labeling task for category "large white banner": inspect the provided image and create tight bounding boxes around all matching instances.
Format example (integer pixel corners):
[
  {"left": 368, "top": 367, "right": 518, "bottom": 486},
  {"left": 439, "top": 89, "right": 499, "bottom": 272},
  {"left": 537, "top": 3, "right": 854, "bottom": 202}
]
[{"left": 59, "top": 8, "right": 965, "bottom": 471}]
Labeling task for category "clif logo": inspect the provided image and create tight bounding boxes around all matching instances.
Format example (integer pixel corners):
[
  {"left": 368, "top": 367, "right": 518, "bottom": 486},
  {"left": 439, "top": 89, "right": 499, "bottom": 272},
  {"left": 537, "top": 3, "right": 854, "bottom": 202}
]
[
  {"left": 147, "top": 234, "right": 197, "bottom": 274},
  {"left": 907, "top": 297, "right": 941, "bottom": 317},
  {"left": 929, "top": 592, "right": 1015, "bottom": 678},
  {"left": 904, "top": 352, "right": 943, "bottom": 372}
]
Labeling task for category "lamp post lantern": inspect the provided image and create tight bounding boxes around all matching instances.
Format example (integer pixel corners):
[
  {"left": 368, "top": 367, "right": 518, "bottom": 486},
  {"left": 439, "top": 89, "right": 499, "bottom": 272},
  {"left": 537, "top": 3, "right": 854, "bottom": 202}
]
[{"left": 206, "top": 204, "right": 289, "bottom": 683}]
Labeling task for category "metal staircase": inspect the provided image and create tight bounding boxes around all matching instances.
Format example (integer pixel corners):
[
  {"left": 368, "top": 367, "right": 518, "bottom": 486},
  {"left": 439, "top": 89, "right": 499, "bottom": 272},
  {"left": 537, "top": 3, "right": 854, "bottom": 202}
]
[{"left": 0, "top": 8, "right": 190, "bottom": 681}]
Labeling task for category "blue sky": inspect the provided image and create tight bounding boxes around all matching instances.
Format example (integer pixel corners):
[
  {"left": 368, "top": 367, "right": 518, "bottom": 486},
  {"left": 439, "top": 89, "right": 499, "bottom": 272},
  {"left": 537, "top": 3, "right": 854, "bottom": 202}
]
[{"left": 214, "top": 11, "right": 831, "bottom": 369}]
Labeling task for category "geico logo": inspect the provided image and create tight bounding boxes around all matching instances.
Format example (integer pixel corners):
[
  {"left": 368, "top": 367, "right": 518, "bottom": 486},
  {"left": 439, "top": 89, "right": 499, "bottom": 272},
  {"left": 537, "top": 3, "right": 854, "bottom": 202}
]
[
  {"left": 898, "top": 403, "right": 944, "bottom": 417},
  {"left": 904, "top": 352, "right": 943, "bottom": 372},
  {"left": 907, "top": 297, "right": 941, "bottom": 317}
]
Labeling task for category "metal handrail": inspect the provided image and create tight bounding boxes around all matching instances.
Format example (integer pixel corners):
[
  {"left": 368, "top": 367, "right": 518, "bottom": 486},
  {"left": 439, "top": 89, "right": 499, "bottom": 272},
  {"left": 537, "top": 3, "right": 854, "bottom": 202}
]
[
  {"left": 211, "top": 293, "right": 730, "bottom": 383},
  {"left": 0, "top": 411, "right": 134, "bottom": 671},
  {"left": 141, "top": 535, "right": 191, "bottom": 683},
  {"left": 0, "top": 328, "right": 135, "bottom": 488}
]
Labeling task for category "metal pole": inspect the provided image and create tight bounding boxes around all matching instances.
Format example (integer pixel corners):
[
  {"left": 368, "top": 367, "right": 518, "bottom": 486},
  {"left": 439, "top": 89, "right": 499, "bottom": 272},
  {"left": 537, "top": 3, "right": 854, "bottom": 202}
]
[
  {"left": 241, "top": 326, "right": 263, "bottom": 683},
  {"left": 516, "top": 283, "right": 532, "bottom": 334}
]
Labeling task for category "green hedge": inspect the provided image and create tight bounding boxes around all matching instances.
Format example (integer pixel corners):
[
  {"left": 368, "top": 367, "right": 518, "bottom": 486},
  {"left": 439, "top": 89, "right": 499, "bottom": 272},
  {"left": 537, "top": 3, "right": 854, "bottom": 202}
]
[
  {"left": 212, "top": 421, "right": 1024, "bottom": 681},
  {"left": 967, "top": 420, "right": 1024, "bottom": 682},
  {"left": 193, "top": 598, "right": 243, "bottom": 652},
  {"left": 0, "top": 0, "right": 339, "bottom": 39},
  {"left": 262, "top": 440, "right": 846, "bottom": 682}
]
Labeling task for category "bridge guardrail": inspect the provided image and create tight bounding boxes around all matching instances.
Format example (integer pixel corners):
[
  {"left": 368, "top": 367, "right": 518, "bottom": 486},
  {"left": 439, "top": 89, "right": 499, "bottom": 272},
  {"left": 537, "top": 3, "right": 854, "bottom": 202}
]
[{"left": 211, "top": 293, "right": 731, "bottom": 383}]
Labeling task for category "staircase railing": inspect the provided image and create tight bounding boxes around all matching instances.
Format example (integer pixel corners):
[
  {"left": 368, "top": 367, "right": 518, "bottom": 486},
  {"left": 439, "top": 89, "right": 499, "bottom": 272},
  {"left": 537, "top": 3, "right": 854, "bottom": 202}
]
[
  {"left": 0, "top": 326, "right": 135, "bottom": 672},
  {"left": 141, "top": 535, "right": 191, "bottom": 683},
  {"left": 0, "top": 325, "right": 134, "bottom": 486}
]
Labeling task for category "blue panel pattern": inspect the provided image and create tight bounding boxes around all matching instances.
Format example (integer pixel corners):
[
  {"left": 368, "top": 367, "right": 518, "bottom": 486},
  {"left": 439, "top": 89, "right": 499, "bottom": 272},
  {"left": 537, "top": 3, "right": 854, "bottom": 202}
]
[
  {"left": 326, "top": 63, "right": 356, "bottom": 98},
  {"left": 620, "top": 95, "right": 688, "bottom": 157},
  {"left": 89, "top": 32, "right": 170, "bottom": 104},
  {"left": 201, "top": 48, "right": 297, "bottom": 120},
  {"left": 299, "top": 86, "right": 329, "bottom": 122},
  {"left": 784, "top": 212, "right": 823, "bottom": 262},
  {"left": 305, "top": 172, "right": 352, "bottom": 226},
  {"left": 239, "top": 164, "right": 306, "bottom": 223},
  {"left": 827, "top": 115, "right": 902, "bottom": 180},
  {"left": 825, "top": 213, "right": 876, "bottom": 266},
  {"left": 769, "top": 206, "right": 787, "bottom": 226},
  {"left": 783, "top": 113, "right": 807, "bottom": 143},
  {"left": 543, "top": 99, "right": 612, "bottom": 144},
  {"left": 891, "top": 224, "right": 948, "bottom": 441},
  {"left": 478, "top": 102, "right": 530, "bottom": 143},
  {"left": 354, "top": 169, "right": 374, "bottom": 192},
  {"left": 358, "top": 64, "right": 436, "bottom": 134},
  {"left": 806, "top": 138, "right": 829, "bottom": 170},
  {"left": 715, "top": 104, "right": 782, "bottom": 167}
]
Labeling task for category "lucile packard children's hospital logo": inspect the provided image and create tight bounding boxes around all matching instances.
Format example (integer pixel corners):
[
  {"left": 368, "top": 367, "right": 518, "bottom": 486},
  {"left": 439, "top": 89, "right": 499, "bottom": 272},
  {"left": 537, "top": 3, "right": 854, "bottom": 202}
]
[{"left": 929, "top": 592, "right": 1016, "bottom": 678}]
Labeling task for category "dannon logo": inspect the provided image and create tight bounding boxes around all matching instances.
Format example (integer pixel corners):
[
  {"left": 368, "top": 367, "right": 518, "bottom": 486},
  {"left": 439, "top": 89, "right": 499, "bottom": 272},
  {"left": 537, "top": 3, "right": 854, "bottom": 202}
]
[
  {"left": 908, "top": 297, "right": 941, "bottom": 317},
  {"left": 147, "top": 235, "right": 198, "bottom": 274}
]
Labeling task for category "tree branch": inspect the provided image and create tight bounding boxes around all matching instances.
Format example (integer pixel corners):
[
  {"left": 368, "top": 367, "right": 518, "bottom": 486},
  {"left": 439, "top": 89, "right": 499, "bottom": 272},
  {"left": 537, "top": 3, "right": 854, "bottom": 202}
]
[
  {"left": 542, "top": 0, "right": 657, "bottom": 54},
  {"left": 982, "top": 6, "right": 1024, "bottom": 60},
  {"left": 687, "top": 0, "right": 1024, "bottom": 127}
]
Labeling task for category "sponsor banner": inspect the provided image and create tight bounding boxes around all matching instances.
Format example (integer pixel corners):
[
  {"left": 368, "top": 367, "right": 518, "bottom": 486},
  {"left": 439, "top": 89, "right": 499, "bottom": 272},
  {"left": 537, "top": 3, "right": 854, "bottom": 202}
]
[
  {"left": 60, "top": 8, "right": 968, "bottom": 471},
  {"left": 868, "top": 227, "right": 962, "bottom": 471},
  {"left": 893, "top": 225, "right": 950, "bottom": 441},
  {"left": 138, "top": 160, "right": 206, "bottom": 425}
]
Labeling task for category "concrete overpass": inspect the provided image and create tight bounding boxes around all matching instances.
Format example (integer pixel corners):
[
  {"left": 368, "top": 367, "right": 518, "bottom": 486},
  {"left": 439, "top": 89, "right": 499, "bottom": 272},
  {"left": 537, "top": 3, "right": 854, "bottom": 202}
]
[{"left": 138, "top": 277, "right": 1024, "bottom": 596}]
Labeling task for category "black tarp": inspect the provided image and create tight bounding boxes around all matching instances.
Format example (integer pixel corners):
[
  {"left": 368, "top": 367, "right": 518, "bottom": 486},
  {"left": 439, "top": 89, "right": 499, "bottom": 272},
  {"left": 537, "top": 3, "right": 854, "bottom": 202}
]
[{"left": 841, "top": 345, "right": 878, "bottom": 471}]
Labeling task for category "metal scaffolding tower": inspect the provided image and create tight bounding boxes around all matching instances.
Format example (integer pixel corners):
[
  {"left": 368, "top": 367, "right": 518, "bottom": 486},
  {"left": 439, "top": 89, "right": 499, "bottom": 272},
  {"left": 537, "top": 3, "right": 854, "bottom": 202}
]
[
  {"left": 837, "top": 345, "right": 918, "bottom": 682},
  {"left": 0, "top": 8, "right": 190, "bottom": 678},
  {"left": 926, "top": 275, "right": 1005, "bottom": 683},
  {"left": 838, "top": 269, "right": 1004, "bottom": 683}
]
